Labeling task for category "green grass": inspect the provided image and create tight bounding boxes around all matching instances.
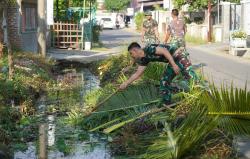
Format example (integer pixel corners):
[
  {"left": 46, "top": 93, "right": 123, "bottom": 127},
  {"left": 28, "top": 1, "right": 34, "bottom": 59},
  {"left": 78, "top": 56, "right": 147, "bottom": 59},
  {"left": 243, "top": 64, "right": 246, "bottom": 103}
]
[
  {"left": 91, "top": 42, "right": 109, "bottom": 52},
  {"left": 185, "top": 34, "right": 207, "bottom": 45}
]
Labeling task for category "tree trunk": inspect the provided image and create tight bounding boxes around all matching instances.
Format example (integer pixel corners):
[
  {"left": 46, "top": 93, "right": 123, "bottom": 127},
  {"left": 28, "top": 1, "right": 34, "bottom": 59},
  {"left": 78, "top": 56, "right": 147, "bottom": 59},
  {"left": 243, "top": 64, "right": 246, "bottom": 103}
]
[
  {"left": 3, "top": 7, "right": 14, "bottom": 79},
  {"left": 37, "top": 0, "right": 47, "bottom": 57}
]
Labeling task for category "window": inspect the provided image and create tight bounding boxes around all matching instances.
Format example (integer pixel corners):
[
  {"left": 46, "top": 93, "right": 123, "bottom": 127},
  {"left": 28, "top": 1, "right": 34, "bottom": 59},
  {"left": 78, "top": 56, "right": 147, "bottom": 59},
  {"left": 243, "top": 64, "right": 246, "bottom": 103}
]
[{"left": 21, "top": 3, "right": 37, "bottom": 32}]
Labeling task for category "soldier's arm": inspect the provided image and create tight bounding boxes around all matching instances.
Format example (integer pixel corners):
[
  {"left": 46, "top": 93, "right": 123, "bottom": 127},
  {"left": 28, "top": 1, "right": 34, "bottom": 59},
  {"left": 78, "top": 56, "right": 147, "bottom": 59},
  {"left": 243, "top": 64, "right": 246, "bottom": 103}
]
[
  {"left": 155, "top": 47, "right": 180, "bottom": 74},
  {"left": 119, "top": 66, "right": 146, "bottom": 90},
  {"left": 164, "top": 25, "right": 171, "bottom": 43}
]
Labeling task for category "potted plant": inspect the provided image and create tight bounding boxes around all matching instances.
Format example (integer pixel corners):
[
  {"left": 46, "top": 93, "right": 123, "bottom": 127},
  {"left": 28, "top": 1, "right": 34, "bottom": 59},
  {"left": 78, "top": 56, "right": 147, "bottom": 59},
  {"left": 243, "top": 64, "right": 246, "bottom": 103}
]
[{"left": 230, "top": 30, "right": 247, "bottom": 48}]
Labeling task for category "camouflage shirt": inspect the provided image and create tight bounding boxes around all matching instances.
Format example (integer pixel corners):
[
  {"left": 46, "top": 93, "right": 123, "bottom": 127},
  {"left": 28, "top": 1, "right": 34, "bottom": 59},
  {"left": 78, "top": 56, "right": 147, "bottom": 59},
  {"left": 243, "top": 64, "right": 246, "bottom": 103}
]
[
  {"left": 135, "top": 44, "right": 178, "bottom": 66},
  {"left": 143, "top": 19, "right": 158, "bottom": 38}
]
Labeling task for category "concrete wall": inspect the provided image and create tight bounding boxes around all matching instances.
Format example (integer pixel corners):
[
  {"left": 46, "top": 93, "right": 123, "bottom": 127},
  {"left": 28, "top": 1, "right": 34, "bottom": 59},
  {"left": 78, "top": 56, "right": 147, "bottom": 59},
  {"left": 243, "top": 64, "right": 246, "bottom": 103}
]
[
  {"left": 241, "top": 0, "right": 250, "bottom": 35},
  {"left": 152, "top": 10, "right": 171, "bottom": 34}
]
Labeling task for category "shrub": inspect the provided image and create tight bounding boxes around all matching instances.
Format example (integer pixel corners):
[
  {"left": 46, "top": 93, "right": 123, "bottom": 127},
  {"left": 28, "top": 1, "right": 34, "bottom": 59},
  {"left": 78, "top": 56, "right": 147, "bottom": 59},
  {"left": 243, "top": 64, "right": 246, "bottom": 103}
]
[
  {"left": 231, "top": 30, "right": 247, "bottom": 39},
  {"left": 92, "top": 25, "right": 102, "bottom": 43},
  {"left": 135, "top": 12, "right": 144, "bottom": 31}
]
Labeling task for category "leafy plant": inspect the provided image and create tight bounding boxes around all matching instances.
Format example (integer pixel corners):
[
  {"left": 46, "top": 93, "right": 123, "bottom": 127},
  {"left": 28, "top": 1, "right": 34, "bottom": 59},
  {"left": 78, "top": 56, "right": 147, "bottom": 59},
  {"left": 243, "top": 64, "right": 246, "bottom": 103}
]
[
  {"left": 135, "top": 12, "right": 144, "bottom": 31},
  {"left": 56, "top": 137, "right": 72, "bottom": 155},
  {"left": 142, "top": 62, "right": 166, "bottom": 83},
  {"left": 143, "top": 108, "right": 218, "bottom": 159},
  {"left": 92, "top": 25, "right": 102, "bottom": 43},
  {"left": 205, "top": 84, "right": 250, "bottom": 135},
  {"left": 174, "top": 0, "right": 240, "bottom": 11},
  {"left": 82, "top": 84, "right": 162, "bottom": 131},
  {"left": 231, "top": 30, "right": 247, "bottom": 39},
  {"left": 141, "top": 84, "right": 250, "bottom": 159},
  {"left": 104, "top": 0, "right": 130, "bottom": 11},
  {"left": 91, "top": 52, "right": 133, "bottom": 85}
]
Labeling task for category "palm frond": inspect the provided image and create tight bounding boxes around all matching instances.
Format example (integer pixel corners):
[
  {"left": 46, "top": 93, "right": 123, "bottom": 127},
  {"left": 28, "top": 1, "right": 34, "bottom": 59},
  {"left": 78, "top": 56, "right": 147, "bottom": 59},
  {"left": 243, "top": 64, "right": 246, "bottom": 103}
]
[
  {"left": 144, "top": 107, "right": 218, "bottom": 159},
  {"left": 142, "top": 62, "right": 166, "bottom": 82},
  {"left": 204, "top": 84, "right": 250, "bottom": 135},
  {"left": 97, "top": 84, "right": 161, "bottom": 111},
  {"left": 81, "top": 84, "right": 162, "bottom": 130},
  {"left": 103, "top": 102, "right": 178, "bottom": 134}
]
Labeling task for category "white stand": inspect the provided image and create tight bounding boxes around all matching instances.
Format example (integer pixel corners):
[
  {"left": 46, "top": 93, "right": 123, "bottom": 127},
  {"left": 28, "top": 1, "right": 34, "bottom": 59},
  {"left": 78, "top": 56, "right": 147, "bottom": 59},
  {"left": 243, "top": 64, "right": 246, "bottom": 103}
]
[{"left": 85, "top": 42, "right": 91, "bottom": 51}]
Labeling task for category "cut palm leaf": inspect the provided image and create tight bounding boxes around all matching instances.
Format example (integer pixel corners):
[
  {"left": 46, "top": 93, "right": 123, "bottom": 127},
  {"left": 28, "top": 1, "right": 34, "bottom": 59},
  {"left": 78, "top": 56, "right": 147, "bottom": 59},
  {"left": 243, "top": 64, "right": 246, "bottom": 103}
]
[
  {"left": 144, "top": 107, "right": 219, "bottom": 159},
  {"left": 204, "top": 84, "right": 250, "bottom": 135},
  {"left": 103, "top": 102, "right": 179, "bottom": 134}
]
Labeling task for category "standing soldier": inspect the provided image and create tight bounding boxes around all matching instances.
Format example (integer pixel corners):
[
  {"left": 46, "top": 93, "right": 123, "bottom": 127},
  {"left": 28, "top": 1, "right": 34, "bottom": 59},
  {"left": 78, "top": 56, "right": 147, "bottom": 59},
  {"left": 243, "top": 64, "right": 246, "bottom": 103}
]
[
  {"left": 164, "top": 9, "right": 187, "bottom": 48},
  {"left": 142, "top": 11, "right": 159, "bottom": 46}
]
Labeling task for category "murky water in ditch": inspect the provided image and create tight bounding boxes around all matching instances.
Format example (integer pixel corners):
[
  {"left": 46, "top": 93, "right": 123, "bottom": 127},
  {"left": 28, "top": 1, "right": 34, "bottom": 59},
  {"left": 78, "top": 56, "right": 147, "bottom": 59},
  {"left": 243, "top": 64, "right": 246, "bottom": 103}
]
[{"left": 14, "top": 68, "right": 111, "bottom": 159}]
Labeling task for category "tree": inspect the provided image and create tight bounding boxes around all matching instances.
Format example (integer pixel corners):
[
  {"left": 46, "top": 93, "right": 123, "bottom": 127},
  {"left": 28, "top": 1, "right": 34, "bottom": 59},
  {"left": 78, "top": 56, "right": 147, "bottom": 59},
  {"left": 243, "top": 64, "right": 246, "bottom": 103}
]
[
  {"left": 0, "top": 9, "right": 3, "bottom": 59},
  {"left": 173, "top": 0, "right": 216, "bottom": 11},
  {"left": 0, "top": 0, "right": 15, "bottom": 79},
  {"left": 174, "top": 0, "right": 240, "bottom": 11},
  {"left": 54, "top": 0, "right": 96, "bottom": 21},
  {"left": 104, "top": 0, "right": 130, "bottom": 12}
]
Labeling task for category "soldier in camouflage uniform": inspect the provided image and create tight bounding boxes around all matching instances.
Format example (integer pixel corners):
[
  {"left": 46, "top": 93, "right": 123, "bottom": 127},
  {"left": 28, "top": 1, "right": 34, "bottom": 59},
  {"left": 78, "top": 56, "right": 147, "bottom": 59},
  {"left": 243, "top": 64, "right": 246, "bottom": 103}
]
[
  {"left": 164, "top": 9, "right": 186, "bottom": 47},
  {"left": 142, "top": 11, "right": 159, "bottom": 46},
  {"left": 119, "top": 42, "right": 197, "bottom": 104}
]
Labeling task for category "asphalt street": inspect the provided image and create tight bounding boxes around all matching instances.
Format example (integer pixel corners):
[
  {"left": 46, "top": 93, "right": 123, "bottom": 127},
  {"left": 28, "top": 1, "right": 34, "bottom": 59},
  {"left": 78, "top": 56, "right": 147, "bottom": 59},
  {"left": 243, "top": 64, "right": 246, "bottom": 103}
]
[
  {"left": 100, "top": 28, "right": 141, "bottom": 49},
  {"left": 188, "top": 46, "right": 250, "bottom": 89}
]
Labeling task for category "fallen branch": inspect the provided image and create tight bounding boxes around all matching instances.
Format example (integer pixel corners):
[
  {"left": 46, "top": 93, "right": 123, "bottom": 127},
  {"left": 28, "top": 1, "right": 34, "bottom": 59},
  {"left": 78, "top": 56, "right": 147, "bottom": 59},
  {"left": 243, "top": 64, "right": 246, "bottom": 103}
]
[
  {"left": 84, "top": 89, "right": 119, "bottom": 117},
  {"left": 103, "top": 101, "right": 182, "bottom": 134}
]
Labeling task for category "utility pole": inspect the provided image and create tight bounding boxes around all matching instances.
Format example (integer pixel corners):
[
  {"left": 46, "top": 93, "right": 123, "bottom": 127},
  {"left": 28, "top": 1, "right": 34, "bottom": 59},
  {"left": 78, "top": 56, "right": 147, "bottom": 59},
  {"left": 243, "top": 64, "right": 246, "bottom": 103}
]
[
  {"left": 37, "top": 0, "right": 47, "bottom": 57},
  {"left": 208, "top": 0, "right": 212, "bottom": 42}
]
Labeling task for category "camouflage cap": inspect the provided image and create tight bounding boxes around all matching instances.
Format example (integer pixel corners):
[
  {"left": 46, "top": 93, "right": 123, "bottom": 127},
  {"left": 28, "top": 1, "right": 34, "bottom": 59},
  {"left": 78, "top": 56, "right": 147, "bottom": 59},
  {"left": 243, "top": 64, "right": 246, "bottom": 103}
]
[{"left": 145, "top": 11, "right": 152, "bottom": 16}]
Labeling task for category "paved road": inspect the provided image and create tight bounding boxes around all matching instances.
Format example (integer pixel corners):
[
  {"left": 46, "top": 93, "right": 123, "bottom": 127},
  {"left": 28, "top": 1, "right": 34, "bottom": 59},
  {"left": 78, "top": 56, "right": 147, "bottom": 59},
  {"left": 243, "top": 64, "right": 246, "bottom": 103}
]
[
  {"left": 187, "top": 46, "right": 250, "bottom": 89},
  {"left": 100, "top": 28, "right": 141, "bottom": 49}
]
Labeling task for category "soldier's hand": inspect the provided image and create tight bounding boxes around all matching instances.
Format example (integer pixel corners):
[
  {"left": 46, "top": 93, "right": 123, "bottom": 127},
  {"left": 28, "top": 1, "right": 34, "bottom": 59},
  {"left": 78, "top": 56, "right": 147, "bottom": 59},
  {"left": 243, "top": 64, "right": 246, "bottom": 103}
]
[
  {"left": 173, "top": 64, "right": 180, "bottom": 75},
  {"left": 122, "top": 66, "right": 130, "bottom": 73},
  {"left": 119, "top": 82, "right": 128, "bottom": 90},
  {"left": 141, "top": 37, "right": 144, "bottom": 43}
]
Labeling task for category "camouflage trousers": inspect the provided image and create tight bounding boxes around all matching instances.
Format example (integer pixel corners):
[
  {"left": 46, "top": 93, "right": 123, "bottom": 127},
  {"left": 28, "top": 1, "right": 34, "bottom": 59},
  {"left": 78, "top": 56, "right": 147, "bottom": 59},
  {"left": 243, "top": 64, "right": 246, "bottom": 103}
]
[
  {"left": 170, "top": 37, "right": 186, "bottom": 48},
  {"left": 144, "top": 36, "right": 159, "bottom": 46},
  {"left": 160, "top": 48, "right": 197, "bottom": 104}
]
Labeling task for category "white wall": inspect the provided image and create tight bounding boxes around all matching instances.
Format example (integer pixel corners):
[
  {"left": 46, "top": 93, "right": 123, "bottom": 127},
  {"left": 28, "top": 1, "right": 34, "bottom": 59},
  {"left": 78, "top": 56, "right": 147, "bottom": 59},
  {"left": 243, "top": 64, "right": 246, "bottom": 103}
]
[{"left": 241, "top": 0, "right": 250, "bottom": 35}]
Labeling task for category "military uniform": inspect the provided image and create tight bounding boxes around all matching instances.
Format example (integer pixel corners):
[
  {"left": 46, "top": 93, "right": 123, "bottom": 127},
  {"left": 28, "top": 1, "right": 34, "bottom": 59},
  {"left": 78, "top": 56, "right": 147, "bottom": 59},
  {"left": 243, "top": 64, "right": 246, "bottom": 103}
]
[
  {"left": 143, "top": 16, "right": 158, "bottom": 46},
  {"left": 135, "top": 44, "right": 197, "bottom": 104}
]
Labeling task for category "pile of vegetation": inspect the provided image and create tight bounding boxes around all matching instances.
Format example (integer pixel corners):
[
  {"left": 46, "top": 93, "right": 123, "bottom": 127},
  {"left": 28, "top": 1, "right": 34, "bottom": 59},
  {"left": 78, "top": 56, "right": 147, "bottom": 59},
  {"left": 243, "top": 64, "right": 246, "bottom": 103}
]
[{"left": 66, "top": 51, "right": 250, "bottom": 159}]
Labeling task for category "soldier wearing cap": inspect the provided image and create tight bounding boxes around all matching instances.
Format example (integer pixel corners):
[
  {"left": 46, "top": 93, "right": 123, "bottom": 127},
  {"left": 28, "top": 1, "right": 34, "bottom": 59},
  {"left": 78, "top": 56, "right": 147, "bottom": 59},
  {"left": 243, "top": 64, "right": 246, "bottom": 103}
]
[{"left": 142, "top": 11, "right": 159, "bottom": 46}]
